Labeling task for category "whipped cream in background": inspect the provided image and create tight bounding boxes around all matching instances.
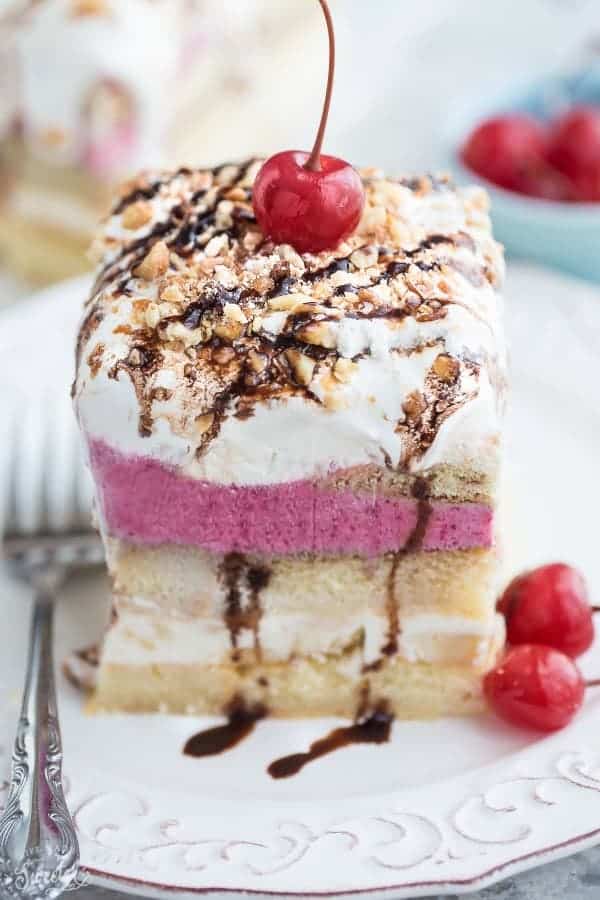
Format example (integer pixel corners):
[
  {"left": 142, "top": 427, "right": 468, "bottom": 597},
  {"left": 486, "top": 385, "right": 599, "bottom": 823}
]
[
  {"left": 9, "top": 184, "right": 101, "bottom": 232},
  {"left": 74, "top": 162, "right": 507, "bottom": 488},
  {"left": 2, "top": 0, "right": 188, "bottom": 173}
]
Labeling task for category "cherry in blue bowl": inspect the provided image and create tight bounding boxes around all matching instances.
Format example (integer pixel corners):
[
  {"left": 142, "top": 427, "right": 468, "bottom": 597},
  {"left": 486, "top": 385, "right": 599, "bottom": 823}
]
[{"left": 450, "top": 66, "right": 600, "bottom": 282}]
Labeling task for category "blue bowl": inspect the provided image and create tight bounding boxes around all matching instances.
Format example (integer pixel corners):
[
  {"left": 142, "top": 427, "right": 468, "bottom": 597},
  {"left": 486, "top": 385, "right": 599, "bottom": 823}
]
[{"left": 447, "top": 66, "right": 600, "bottom": 282}]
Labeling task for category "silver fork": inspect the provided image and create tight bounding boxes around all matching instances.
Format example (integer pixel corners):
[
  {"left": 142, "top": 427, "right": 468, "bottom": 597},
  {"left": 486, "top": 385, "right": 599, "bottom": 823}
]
[{"left": 0, "top": 395, "right": 102, "bottom": 900}]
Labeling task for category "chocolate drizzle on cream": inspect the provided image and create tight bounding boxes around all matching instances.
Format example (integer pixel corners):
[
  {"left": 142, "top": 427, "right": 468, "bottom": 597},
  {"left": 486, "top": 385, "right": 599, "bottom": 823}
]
[
  {"left": 108, "top": 342, "right": 161, "bottom": 437},
  {"left": 76, "top": 158, "right": 505, "bottom": 470}
]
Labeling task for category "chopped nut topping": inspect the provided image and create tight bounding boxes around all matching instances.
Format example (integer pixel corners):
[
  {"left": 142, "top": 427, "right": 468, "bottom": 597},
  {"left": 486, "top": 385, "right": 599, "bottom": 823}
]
[
  {"left": 278, "top": 244, "right": 306, "bottom": 274},
  {"left": 145, "top": 304, "right": 160, "bottom": 329},
  {"left": 158, "top": 301, "right": 178, "bottom": 318},
  {"left": 134, "top": 241, "right": 169, "bottom": 281},
  {"left": 79, "top": 158, "right": 503, "bottom": 457},
  {"left": 127, "top": 348, "right": 143, "bottom": 366},
  {"left": 285, "top": 350, "right": 315, "bottom": 386},
  {"left": 350, "top": 246, "right": 378, "bottom": 270},
  {"left": 122, "top": 201, "right": 153, "bottom": 231},
  {"left": 214, "top": 306, "right": 246, "bottom": 340},
  {"left": 225, "top": 187, "right": 247, "bottom": 202},
  {"left": 160, "top": 283, "right": 184, "bottom": 305},
  {"left": 267, "top": 292, "right": 307, "bottom": 311},
  {"left": 432, "top": 353, "right": 460, "bottom": 382},
  {"left": 295, "top": 321, "right": 337, "bottom": 349},
  {"left": 333, "top": 358, "right": 357, "bottom": 383},
  {"left": 71, "top": 0, "right": 110, "bottom": 15},
  {"left": 358, "top": 203, "right": 386, "bottom": 234},
  {"left": 223, "top": 303, "right": 246, "bottom": 325},
  {"left": 403, "top": 391, "right": 427, "bottom": 420},
  {"left": 212, "top": 346, "right": 236, "bottom": 365},
  {"left": 195, "top": 413, "right": 214, "bottom": 436},
  {"left": 205, "top": 234, "right": 229, "bottom": 257},
  {"left": 247, "top": 350, "right": 268, "bottom": 373}
]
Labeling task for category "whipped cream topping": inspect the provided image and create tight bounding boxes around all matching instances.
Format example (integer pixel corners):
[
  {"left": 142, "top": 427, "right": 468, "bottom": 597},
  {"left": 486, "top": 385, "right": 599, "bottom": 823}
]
[
  {"left": 74, "top": 160, "right": 507, "bottom": 487},
  {"left": 1, "top": 0, "right": 192, "bottom": 174}
]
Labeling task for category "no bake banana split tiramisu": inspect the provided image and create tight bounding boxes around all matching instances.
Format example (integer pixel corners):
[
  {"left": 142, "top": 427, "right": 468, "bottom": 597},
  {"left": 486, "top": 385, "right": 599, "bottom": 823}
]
[{"left": 73, "top": 158, "right": 507, "bottom": 719}]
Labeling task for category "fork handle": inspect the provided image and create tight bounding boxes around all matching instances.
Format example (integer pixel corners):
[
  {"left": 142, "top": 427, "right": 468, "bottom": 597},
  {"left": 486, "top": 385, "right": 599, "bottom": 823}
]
[{"left": 0, "top": 572, "right": 80, "bottom": 900}]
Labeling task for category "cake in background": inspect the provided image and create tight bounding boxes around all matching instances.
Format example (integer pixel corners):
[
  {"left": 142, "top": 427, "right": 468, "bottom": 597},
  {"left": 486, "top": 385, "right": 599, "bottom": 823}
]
[
  {"left": 72, "top": 159, "right": 507, "bottom": 719},
  {"left": 0, "top": 0, "right": 322, "bottom": 285}
]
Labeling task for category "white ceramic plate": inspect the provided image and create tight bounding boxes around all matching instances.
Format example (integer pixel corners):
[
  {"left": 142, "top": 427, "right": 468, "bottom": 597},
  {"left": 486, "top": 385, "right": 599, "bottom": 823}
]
[{"left": 1, "top": 266, "right": 600, "bottom": 899}]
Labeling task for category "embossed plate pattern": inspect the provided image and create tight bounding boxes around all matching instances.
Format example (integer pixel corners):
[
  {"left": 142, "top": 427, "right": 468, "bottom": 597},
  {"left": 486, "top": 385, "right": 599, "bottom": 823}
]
[{"left": 1, "top": 264, "right": 599, "bottom": 898}]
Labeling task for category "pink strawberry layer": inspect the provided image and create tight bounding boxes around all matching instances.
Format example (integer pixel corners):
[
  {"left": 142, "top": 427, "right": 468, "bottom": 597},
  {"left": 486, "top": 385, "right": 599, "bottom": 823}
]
[{"left": 89, "top": 440, "right": 493, "bottom": 557}]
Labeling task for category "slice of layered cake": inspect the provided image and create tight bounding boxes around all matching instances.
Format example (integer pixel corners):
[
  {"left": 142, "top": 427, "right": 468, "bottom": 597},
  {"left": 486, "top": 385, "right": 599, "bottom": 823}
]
[{"left": 73, "top": 159, "right": 507, "bottom": 718}]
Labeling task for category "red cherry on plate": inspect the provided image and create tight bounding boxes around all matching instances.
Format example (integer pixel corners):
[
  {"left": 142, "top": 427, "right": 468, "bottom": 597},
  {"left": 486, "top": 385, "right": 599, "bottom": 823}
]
[
  {"left": 252, "top": 0, "right": 365, "bottom": 254},
  {"left": 498, "top": 563, "right": 593, "bottom": 658},
  {"left": 460, "top": 114, "right": 547, "bottom": 191},
  {"left": 253, "top": 150, "right": 364, "bottom": 254},
  {"left": 547, "top": 106, "right": 600, "bottom": 180},
  {"left": 484, "top": 644, "right": 585, "bottom": 732}
]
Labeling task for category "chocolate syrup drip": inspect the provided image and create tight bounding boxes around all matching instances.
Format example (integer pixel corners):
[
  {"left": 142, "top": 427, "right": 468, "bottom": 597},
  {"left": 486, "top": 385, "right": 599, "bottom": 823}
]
[
  {"left": 184, "top": 698, "right": 267, "bottom": 758},
  {"left": 111, "top": 166, "right": 193, "bottom": 216},
  {"left": 172, "top": 159, "right": 257, "bottom": 257},
  {"left": 267, "top": 705, "right": 393, "bottom": 779},
  {"left": 219, "top": 554, "right": 271, "bottom": 660},
  {"left": 108, "top": 342, "right": 162, "bottom": 436},
  {"left": 305, "top": 255, "right": 352, "bottom": 282},
  {"left": 334, "top": 282, "right": 358, "bottom": 296},
  {"left": 94, "top": 214, "right": 180, "bottom": 295},
  {"left": 267, "top": 262, "right": 297, "bottom": 298},
  {"left": 75, "top": 305, "right": 104, "bottom": 369},
  {"left": 397, "top": 358, "right": 477, "bottom": 471},
  {"left": 381, "top": 476, "right": 433, "bottom": 657},
  {"left": 112, "top": 181, "right": 162, "bottom": 216},
  {"left": 96, "top": 160, "right": 255, "bottom": 294},
  {"left": 181, "top": 284, "right": 243, "bottom": 329}
]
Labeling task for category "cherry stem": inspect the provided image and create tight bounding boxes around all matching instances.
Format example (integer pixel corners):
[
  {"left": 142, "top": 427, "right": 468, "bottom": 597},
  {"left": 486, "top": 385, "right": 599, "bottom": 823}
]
[
  {"left": 586, "top": 679, "right": 600, "bottom": 688},
  {"left": 304, "top": 0, "right": 335, "bottom": 172},
  {"left": 592, "top": 606, "right": 600, "bottom": 613}
]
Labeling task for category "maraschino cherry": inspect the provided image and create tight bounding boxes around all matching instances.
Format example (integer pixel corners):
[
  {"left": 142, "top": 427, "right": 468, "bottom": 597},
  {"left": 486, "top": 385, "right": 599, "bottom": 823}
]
[
  {"left": 252, "top": 0, "right": 365, "bottom": 253},
  {"left": 484, "top": 645, "right": 585, "bottom": 732},
  {"left": 460, "top": 114, "right": 548, "bottom": 191},
  {"left": 547, "top": 107, "right": 600, "bottom": 181},
  {"left": 498, "top": 563, "right": 594, "bottom": 658}
]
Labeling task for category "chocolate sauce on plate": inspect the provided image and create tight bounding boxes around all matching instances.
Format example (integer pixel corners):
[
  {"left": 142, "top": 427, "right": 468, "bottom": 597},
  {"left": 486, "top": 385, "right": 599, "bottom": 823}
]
[
  {"left": 267, "top": 705, "right": 393, "bottom": 779},
  {"left": 184, "top": 699, "right": 267, "bottom": 758}
]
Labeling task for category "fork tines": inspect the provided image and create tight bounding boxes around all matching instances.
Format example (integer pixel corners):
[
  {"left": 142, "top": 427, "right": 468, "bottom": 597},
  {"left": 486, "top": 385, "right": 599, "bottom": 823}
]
[{"left": 1, "top": 391, "right": 98, "bottom": 563}]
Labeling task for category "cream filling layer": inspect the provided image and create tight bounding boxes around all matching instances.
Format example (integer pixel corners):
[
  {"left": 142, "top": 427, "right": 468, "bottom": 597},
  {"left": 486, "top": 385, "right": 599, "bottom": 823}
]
[{"left": 101, "top": 607, "right": 503, "bottom": 668}]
